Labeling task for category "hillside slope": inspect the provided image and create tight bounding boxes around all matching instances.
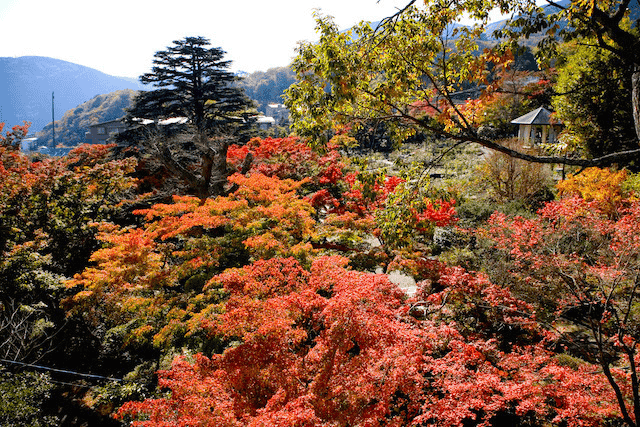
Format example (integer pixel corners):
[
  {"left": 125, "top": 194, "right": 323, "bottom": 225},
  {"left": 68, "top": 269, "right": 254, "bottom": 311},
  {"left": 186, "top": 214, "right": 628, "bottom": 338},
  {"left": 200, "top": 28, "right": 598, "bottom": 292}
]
[
  {"left": 236, "top": 66, "right": 297, "bottom": 112},
  {"left": 0, "top": 56, "right": 147, "bottom": 133},
  {"left": 36, "top": 89, "right": 137, "bottom": 147}
]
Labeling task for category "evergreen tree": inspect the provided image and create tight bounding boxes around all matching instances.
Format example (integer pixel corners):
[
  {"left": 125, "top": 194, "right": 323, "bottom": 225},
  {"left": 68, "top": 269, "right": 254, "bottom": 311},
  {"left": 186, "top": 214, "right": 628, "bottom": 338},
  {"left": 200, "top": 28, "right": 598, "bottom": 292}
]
[
  {"left": 129, "top": 36, "right": 252, "bottom": 134},
  {"left": 126, "top": 36, "right": 256, "bottom": 198}
]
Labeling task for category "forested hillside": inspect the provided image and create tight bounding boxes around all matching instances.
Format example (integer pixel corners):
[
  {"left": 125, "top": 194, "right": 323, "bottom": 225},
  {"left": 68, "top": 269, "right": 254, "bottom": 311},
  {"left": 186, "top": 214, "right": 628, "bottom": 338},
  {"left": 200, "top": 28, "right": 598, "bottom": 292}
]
[
  {"left": 36, "top": 89, "right": 137, "bottom": 146},
  {"left": 0, "top": 57, "right": 148, "bottom": 133},
  {"left": 235, "top": 66, "right": 297, "bottom": 112},
  {"left": 28, "top": 67, "right": 293, "bottom": 149}
]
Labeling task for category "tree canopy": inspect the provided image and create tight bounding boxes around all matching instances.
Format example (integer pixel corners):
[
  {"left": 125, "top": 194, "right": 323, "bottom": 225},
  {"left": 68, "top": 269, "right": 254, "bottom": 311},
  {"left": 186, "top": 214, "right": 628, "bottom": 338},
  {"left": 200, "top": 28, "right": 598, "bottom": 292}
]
[
  {"left": 553, "top": 38, "right": 637, "bottom": 159},
  {"left": 285, "top": 0, "right": 640, "bottom": 166},
  {"left": 128, "top": 36, "right": 253, "bottom": 134},
  {"left": 125, "top": 36, "right": 256, "bottom": 198},
  {"left": 6, "top": 2, "right": 640, "bottom": 426}
]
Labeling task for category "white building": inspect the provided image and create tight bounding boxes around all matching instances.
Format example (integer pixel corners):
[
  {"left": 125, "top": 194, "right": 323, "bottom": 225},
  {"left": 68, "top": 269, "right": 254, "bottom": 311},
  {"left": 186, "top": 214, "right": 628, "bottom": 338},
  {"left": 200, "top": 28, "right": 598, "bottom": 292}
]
[
  {"left": 511, "top": 107, "right": 563, "bottom": 146},
  {"left": 265, "top": 103, "right": 289, "bottom": 124}
]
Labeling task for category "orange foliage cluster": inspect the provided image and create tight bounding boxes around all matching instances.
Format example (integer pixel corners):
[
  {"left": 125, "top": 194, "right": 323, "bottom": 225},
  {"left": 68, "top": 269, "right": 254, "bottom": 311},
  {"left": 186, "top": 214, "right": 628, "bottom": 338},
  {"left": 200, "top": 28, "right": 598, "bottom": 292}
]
[
  {"left": 0, "top": 121, "right": 30, "bottom": 149},
  {"left": 66, "top": 171, "right": 317, "bottom": 346},
  {"left": 0, "top": 143, "right": 137, "bottom": 275}
]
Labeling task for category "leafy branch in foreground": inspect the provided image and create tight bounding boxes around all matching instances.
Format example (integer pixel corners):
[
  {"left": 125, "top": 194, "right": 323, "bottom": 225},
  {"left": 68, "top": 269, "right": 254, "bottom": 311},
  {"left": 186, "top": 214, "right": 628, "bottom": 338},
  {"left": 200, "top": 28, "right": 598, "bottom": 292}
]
[{"left": 286, "top": 1, "right": 640, "bottom": 167}]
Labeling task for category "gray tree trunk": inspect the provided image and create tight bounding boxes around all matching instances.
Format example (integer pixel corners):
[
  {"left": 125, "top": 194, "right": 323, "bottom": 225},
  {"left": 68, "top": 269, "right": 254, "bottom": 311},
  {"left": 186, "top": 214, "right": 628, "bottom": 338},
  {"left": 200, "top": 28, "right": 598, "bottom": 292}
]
[{"left": 633, "top": 65, "right": 640, "bottom": 142}]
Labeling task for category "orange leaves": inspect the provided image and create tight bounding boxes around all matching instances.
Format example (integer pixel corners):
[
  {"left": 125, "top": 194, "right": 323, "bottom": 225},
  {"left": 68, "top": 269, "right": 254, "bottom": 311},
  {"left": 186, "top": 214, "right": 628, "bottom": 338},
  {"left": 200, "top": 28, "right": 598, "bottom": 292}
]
[
  {"left": 137, "top": 172, "right": 316, "bottom": 261},
  {"left": 120, "top": 256, "right": 426, "bottom": 425},
  {"left": 67, "top": 172, "right": 318, "bottom": 347},
  {"left": 556, "top": 167, "right": 630, "bottom": 216},
  {"left": 227, "top": 173, "right": 316, "bottom": 259},
  {"left": 66, "top": 226, "right": 174, "bottom": 328}
]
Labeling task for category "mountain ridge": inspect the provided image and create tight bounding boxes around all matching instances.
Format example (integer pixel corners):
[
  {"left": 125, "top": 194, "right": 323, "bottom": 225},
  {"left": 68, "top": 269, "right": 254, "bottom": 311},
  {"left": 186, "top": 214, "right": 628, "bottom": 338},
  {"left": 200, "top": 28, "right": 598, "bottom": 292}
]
[{"left": 1, "top": 56, "right": 149, "bottom": 133}]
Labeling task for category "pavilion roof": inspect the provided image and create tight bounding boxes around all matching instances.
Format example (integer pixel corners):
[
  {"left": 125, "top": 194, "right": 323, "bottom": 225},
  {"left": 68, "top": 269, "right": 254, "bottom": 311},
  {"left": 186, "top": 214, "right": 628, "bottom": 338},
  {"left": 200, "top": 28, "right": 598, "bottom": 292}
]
[{"left": 511, "top": 107, "right": 562, "bottom": 125}]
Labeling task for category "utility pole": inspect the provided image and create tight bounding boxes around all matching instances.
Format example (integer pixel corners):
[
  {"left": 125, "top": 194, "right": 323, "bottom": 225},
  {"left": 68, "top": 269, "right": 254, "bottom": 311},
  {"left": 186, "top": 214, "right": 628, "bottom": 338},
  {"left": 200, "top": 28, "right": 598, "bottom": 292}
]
[{"left": 52, "top": 92, "right": 55, "bottom": 147}]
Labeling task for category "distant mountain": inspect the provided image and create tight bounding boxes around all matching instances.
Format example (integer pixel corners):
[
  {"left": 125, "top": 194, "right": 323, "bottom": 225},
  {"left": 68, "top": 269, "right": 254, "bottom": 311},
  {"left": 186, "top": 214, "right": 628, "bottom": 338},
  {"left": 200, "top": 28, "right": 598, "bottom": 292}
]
[
  {"left": 36, "top": 89, "right": 138, "bottom": 147},
  {"left": 0, "top": 56, "right": 148, "bottom": 133}
]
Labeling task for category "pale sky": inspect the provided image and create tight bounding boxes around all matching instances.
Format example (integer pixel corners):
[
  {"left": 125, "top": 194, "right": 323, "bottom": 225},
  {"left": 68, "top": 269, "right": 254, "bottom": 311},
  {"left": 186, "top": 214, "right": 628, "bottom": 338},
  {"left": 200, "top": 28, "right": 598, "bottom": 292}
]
[{"left": 0, "top": 0, "right": 413, "bottom": 78}]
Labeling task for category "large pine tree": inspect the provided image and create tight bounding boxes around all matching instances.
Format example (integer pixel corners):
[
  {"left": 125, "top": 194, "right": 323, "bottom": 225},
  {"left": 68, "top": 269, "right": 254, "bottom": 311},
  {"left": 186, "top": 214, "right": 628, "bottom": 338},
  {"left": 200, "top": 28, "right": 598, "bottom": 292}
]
[
  {"left": 130, "top": 36, "right": 252, "bottom": 133},
  {"left": 127, "top": 36, "right": 255, "bottom": 198}
]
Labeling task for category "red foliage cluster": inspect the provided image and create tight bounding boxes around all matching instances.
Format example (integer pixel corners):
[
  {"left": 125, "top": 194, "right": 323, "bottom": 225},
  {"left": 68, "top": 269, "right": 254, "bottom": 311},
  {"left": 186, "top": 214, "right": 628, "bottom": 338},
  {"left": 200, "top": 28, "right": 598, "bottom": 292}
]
[
  {"left": 0, "top": 121, "right": 30, "bottom": 150},
  {"left": 118, "top": 256, "right": 620, "bottom": 426},
  {"left": 412, "top": 198, "right": 458, "bottom": 230},
  {"left": 227, "top": 137, "right": 323, "bottom": 180},
  {"left": 483, "top": 189, "right": 640, "bottom": 427}
]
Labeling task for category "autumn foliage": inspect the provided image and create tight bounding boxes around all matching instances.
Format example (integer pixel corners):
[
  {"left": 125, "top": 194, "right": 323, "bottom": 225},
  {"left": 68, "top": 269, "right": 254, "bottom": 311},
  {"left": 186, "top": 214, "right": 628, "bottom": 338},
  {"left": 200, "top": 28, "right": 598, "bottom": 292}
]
[
  {"left": 483, "top": 170, "right": 640, "bottom": 427},
  {"left": 5, "top": 129, "right": 640, "bottom": 427},
  {"left": 117, "top": 256, "right": 623, "bottom": 426},
  {"left": 110, "top": 163, "right": 640, "bottom": 426}
]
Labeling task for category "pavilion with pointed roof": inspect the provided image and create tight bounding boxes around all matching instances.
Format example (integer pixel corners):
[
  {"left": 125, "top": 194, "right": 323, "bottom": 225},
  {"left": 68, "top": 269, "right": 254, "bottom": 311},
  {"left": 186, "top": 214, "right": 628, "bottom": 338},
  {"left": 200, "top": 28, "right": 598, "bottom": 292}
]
[{"left": 511, "top": 107, "right": 562, "bottom": 146}]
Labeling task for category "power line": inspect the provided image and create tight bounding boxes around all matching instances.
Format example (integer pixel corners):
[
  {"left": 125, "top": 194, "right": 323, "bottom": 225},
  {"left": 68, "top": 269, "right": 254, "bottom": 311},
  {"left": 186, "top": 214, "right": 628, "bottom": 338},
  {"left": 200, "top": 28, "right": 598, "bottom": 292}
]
[{"left": 0, "top": 358, "right": 122, "bottom": 382}]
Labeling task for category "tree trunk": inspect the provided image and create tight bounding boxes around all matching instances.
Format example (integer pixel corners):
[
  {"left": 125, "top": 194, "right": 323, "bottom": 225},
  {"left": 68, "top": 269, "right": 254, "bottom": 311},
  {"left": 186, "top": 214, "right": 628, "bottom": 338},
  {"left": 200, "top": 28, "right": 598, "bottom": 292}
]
[
  {"left": 633, "top": 64, "right": 640, "bottom": 143},
  {"left": 208, "top": 139, "right": 229, "bottom": 197}
]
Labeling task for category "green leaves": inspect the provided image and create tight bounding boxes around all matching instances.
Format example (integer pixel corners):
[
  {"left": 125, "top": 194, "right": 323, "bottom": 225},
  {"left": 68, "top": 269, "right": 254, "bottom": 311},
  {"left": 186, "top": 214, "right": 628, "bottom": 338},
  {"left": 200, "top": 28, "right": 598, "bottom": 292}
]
[
  {"left": 285, "top": 3, "right": 518, "bottom": 148},
  {"left": 552, "top": 38, "right": 636, "bottom": 157}
]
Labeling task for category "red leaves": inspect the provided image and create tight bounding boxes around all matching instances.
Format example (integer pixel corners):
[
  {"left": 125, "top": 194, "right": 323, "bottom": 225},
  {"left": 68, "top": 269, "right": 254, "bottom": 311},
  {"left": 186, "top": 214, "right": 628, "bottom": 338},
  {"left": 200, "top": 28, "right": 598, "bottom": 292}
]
[
  {"left": 0, "top": 121, "right": 30, "bottom": 149},
  {"left": 483, "top": 188, "right": 640, "bottom": 425},
  {"left": 318, "top": 164, "right": 343, "bottom": 184},
  {"left": 118, "top": 253, "right": 623, "bottom": 426},
  {"left": 118, "top": 354, "right": 240, "bottom": 427},
  {"left": 228, "top": 137, "right": 319, "bottom": 181},
  {"left": 412, "top": 198, "right": 458, "bottom": 229},
  {"left": 214, "top": 257, "right": 310, "bottom": 298},
  {"left": 119, "top": 256, "right": 427, "bottom": 425}
]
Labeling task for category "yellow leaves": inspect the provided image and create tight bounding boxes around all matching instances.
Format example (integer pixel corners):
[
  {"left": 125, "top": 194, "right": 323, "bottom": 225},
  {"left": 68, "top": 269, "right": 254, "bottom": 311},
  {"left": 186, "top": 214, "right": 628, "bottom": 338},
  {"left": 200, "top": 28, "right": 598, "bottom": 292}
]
[
  {"left": 574, "top": 0, "right": 597, "bottom": 17},
  {"left": 481, "top": 47, "right": 514, "bottom": 74},
  {"left": 557, "top": 168, "right": 630, "bottom": 216}
]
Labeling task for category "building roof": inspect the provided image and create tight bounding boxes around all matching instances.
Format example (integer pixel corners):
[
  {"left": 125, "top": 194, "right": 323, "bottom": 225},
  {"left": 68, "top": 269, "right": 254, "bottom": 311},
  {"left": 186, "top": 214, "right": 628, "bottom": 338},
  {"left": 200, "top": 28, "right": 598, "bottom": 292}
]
[
  {"left": 89, "top": 118, "right": 125, "bottom": 128},
  {"left": 511, "top": 107, "right": 562, "bottom": 125},
  {"left": 130, "top": 117, "right": 189, "bottom": 126},
  {"left": 257, "top": 116, "right": 276, "bottom": 124}
]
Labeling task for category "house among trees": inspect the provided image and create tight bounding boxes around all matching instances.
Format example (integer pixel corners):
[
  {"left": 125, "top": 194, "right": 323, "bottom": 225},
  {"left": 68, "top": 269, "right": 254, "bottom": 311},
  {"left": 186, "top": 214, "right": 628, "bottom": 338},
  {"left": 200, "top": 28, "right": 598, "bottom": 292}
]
[
  {"left": 265, "top": 103, "right": 289, "bottom": 124},
  {"left": 85, "top": 118, "right": 127, "bottom": 144},
  {"left": 511, "top": 107, "right": 563, "bottom": 146},
  {"left": 256, "top": 116, "right": 276, "bottom": 129},
  {"left": 20, "top": 136, "right": 39, "bottom": 152},
  {"left": 86, "top": 117, "right": 190, "bottom": 144}
]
